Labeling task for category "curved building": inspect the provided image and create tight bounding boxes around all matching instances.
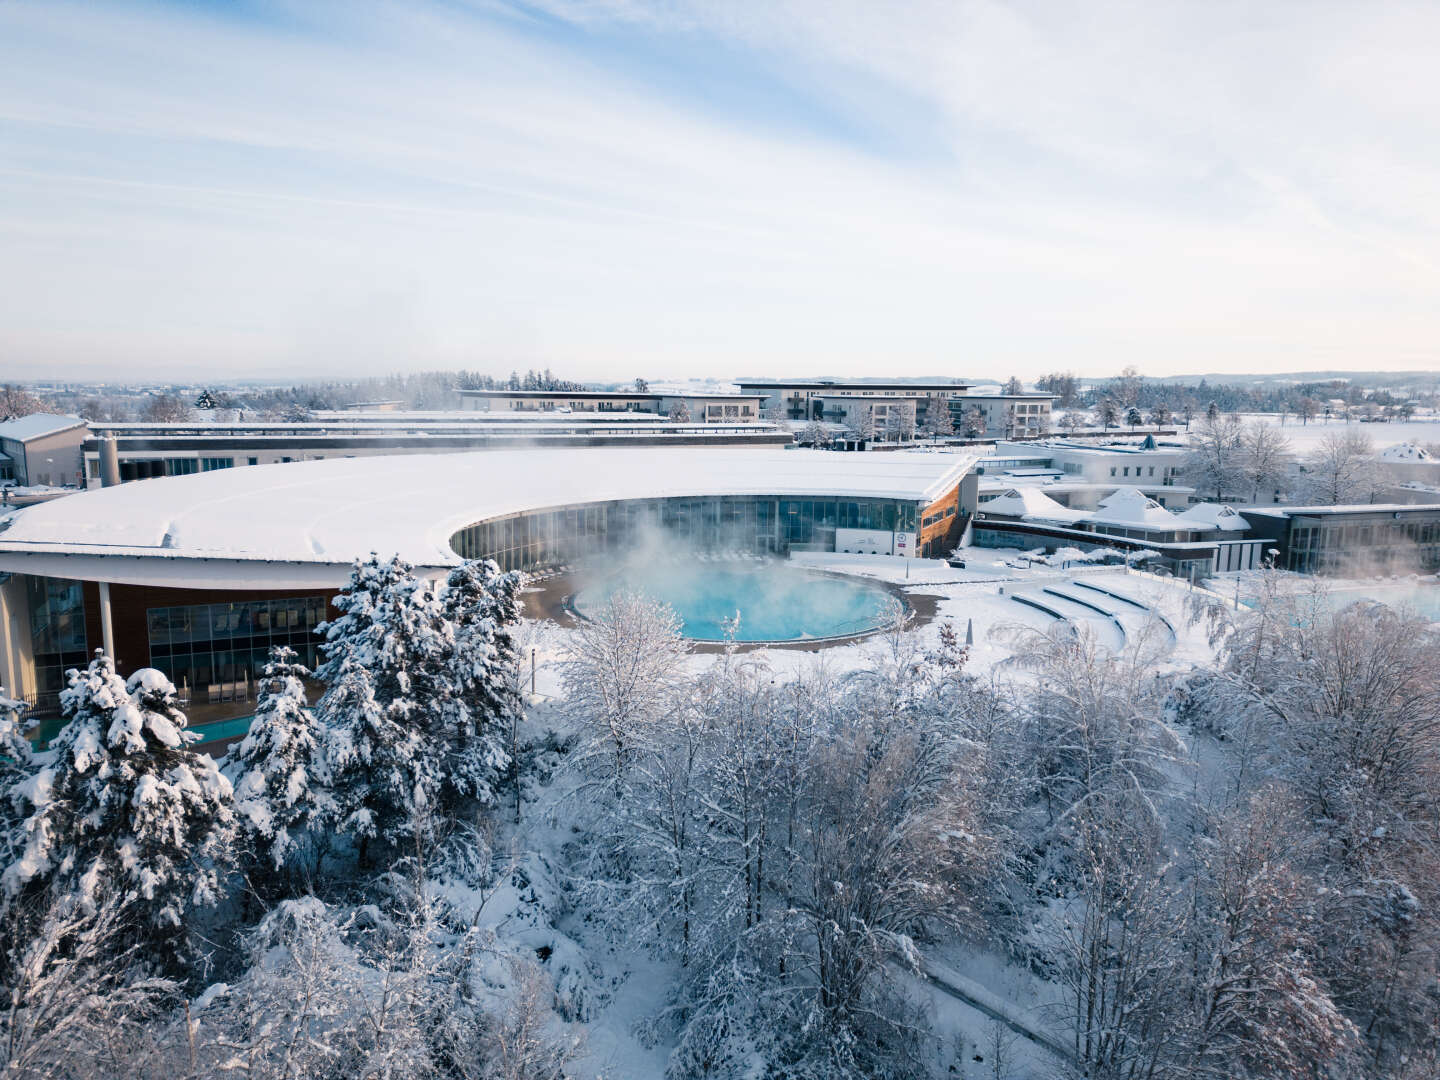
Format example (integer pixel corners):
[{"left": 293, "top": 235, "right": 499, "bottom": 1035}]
[{"left": 0, "top": 447, "right": 978, "bottom": 715}]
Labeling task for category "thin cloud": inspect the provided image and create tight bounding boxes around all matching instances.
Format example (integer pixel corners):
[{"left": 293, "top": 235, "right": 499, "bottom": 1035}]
[{"left": 0, "top": 0, "right": 1437, "bottom": 380}]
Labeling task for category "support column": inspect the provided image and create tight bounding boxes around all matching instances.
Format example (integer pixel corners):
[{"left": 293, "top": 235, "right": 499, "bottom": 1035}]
[
  {"left": 98, "top": 581, "right": 116, "bottom": 661},
  {"left": 0, "top": 574, "right": 36, "bottom": 700}
]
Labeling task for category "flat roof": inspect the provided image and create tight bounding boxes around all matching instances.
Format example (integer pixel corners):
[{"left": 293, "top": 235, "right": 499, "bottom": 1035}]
[
  {"left": 737, "top": 380, "right": 972, "bottom": 391},
  {"left": 1242, "top": 504, "right": 1440, "bottom": 519},
  {"left": 458, "top": 388, "right": 654, "bottom": 399},
  {"left": 0, "top": 414, "right": 87, "bottom": 442},
  {"left": 457, "top": 389, "right": 763, "bottom": 401},
  {"left": 0, "top": 447, "right": 976, "bottom": 587}
]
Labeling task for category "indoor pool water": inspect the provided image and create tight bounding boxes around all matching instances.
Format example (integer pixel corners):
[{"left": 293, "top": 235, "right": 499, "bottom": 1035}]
[{"left": 573, "top": 562, "right": 899, "bottom": 642}]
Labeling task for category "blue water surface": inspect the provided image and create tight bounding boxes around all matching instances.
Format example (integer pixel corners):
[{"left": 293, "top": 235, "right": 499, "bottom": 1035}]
[{"left": 575, "top": 562, "right": 898, "bottom": 642}]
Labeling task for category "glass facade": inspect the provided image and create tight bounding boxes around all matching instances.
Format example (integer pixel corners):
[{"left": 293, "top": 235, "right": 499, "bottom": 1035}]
[
  {"left": 1285, "top": 517, "right": 1440, "bottom": 574},
  {"left": 26, "top": 576, "right": 89, "bottom": 702},
  {"left": 146, "top": 595, "right": 327, "bottom": 703},
  {"left": 450, "top": 495, "right": 919, "bottom": 572}
]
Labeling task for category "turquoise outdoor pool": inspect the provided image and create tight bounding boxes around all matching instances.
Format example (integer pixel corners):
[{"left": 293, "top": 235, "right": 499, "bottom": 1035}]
[
  {"left": 30, "top": 710, "right": 255, "bottom": 750},
  {"left": 1322, "top": 583, "right": 1440, "bottom": 622},
  {"left": 574, "top": 562, "right": 899, "bottom": 642},
  {"left": 1243, "top": 582, "right": 1440, "bottom": 622}
]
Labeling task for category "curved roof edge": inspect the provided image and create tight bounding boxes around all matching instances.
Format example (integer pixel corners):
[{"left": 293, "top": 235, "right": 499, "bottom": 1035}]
[{"left": 0, "top": 447, "right": 977, "bottom": 587}]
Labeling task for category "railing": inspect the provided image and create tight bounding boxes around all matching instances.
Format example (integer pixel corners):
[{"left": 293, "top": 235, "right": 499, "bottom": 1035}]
[{"left": 11, "top": 691, "right": 62, "bottom": 719}]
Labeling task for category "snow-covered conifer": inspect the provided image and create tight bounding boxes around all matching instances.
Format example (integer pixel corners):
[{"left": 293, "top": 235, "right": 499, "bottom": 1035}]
[
  {"left": 1, "top": 654, "right": 235, "bottom": 954},
  {"left": 315, "top": 555, "right": 446, "bottom": 863},
  {"left": 227, "top": 646, "right": 332, "bottom": 876},
  {"left": 0, "top": 685, "right": 33, "bottom": 873},
  {"left": 436, "top": 558, "right": 525, "bottom": 810},
  {"left": 0, "top": 683, "right": 30, "bottom": 770}
]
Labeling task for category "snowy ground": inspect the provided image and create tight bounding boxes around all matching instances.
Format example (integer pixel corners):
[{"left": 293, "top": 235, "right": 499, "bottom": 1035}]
[{"left": 1206, "top": 413, "right": 1440, "bottom": 453}]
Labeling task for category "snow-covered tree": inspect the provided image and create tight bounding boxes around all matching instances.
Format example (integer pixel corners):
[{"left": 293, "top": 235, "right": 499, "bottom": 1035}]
[
  {"left": 315, "top": 555, "right": 447, "bottom": 864},
  {"left": 0, "top": 682, "right": 31, "bottom": 783},
  {"left": 921, "top": 394, "right": 955, "bottom": 437},
  {"left": 1239, "top": 419, "right": 1293, "bottom": 501},
  {"left": 1187, "top": 412, "right": 1247, "bottom": 501},
  {"left": 1299, "top": 428, "right": 1383, "bottom": 505},
  {"left": 961, "top": 403, "right": 987, "bottom": 438},
  {"left": 1005, "top": 623, "right": 1180, "bottom": 834},
  {"left": 0, "top": 384, "right": 51, "bottom": 422},
  {"left": 141, "top": 392, "right": 192, "bottom": 422},
  {"left": 437, "top": 558, "right": 525, "bottom": 811},
  {"left": 843, "top": 403, "right": 876, "bottom": 443},
  {"left": 797, "top": 420, "right": 831, "bottom": 447},
  {"left": 0, "top": 893, "right": 177, "bottom": 1077},
  {"left": 0, "top": 685, "right": 33, "bottom": 877},
  {"left": 1094, "top": 397, "right": 1120, "bottom": 430},
  {"left": 1183, "top": 788, "right": 1360, "bottom": 1077},
  {"left": 2, "top": 655, "right": 235, "bottom": 957},
  {"left": 561, "top": 591, "right": 689, "bottom": 789},
  {"left": 226, "top": 646, "right": 332, "bottom": 878},
  {"left": 884, "top": 404, "right": 915, "bottom": 442},
  {"left": 668, "top": 400, "right": 691, "bottom": 421}
]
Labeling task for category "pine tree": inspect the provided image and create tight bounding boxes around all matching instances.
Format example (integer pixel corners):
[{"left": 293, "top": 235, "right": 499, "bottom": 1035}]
[
  {"left": 1, "top": 655, "right": 235, "bottom": 956},
  {"left": 226, "top": 646, "right": 332, "bottom": 877},
  {"left": 315, "top": 556, "right": 446, "bottom": 863},
  {"left": 436, "top": 559, "right": 525, "bottom": 811},
  {"left": 0, "top": 683, "right": 31, "bottom": 783},
  {"left": 0, "top": 685, "right": 33, "bottom": 874}
]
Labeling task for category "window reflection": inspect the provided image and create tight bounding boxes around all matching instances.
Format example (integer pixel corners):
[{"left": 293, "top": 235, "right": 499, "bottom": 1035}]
[{"left": 145, "top": 595, "right": 326, "bottom": 703}]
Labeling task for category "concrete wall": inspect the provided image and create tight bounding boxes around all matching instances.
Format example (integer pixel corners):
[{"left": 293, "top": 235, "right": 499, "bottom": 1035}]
[
  {"left": 0, "top": 575, "right": 35, "bottom": 700},
  {"left": 1, "top": 428, "right": 85, "bottom": 487}
]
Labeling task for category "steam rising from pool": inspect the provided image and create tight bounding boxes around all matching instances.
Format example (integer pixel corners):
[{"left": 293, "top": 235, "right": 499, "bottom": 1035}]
[{"left": 573, "top": 560, "right": 899, "bottom": 642}]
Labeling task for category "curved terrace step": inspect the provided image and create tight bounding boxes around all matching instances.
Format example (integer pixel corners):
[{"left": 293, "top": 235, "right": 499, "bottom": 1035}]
[{"left": 1042, "top": 586, "right": 1127, "bottom": 649}]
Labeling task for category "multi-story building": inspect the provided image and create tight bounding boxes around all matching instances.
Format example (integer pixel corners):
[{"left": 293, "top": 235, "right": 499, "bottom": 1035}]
[
  {"left": 81, "top": 413, "right": 791, "bottom": 484},
  {"left": 989, "top": 438, "right": 1187, "bottom": 485},
  {"left": 953, "top": 394, "right": 1053, "bottom": 438},
  {"left": 0, "top": 414, "right": 87, "bottom": 488},
  {"left": 736, "top": 379, "right": 1053, "bottom": 438},
  {"left": 456, "top": 388, "right": 765, "bottom": 421}
]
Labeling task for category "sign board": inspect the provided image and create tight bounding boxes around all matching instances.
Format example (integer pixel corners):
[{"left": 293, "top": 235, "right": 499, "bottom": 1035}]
[{"left": 835, "top": 527, "right": 916, "bottom": 557}]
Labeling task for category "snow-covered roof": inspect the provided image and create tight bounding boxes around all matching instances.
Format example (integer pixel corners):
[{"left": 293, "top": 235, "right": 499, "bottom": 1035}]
[
  {"left": 980, "top": 488, "right": 1090, "bottom": 524},
  {"left": 1090, "top": 487, "right": 1191, "bottom": 531},
  {"left": 0, "top": 414, "right": 86, "bottom": 442},
  {"left": 0, "top": 447, "right": 977, "bottom": 587},
  {"left": 1381, "top": 443, "right": 1435, "bottom": 462},
  {"left": 1173, "top": 502, "right": 1247, "bottom": 530}
]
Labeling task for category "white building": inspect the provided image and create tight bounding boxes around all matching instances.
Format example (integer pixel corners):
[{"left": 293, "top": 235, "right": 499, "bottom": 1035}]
[
  {"left": 0, "top": 447, "right": 982, "bottom": 710},
  {"left": 0, "top": 414, "right": 87, "bottom": 488},
  {"left": 457, "top": 388, "right": 764, "bottom": 421},
  {"left": 737, "top": 379, "right": 1054, "bottom": 438}
]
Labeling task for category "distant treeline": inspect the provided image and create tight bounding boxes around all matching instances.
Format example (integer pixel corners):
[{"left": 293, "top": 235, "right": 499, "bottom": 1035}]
[
  {"left": 1036, "top": 368, "right": 1439, "bottom": 414},
  {"left": 29, "top": 369, "right": 592, "bottom": 421}
]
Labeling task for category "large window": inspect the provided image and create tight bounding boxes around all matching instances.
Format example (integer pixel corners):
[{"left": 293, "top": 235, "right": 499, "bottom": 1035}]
[
  {"left": 147, "top": 595, "right": 327, "bottom": 703},
  {"left": 26, "top": 577, "right": 88, "bottom": 703},
  {"left": 450, "top": 495, "right": 918, "bottom": 572}
]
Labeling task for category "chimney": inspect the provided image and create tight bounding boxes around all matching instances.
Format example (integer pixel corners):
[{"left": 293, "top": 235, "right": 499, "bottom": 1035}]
[{"left": 99, "top": 434, "right": 121, "bottom": 487}]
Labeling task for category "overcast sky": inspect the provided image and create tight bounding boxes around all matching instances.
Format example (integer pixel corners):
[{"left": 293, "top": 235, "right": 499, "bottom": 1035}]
[{"left": 2, "top": 0, "right": 1438, "bottom": 384}]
